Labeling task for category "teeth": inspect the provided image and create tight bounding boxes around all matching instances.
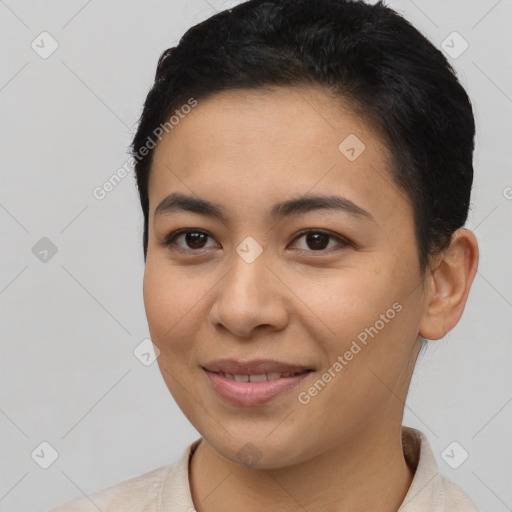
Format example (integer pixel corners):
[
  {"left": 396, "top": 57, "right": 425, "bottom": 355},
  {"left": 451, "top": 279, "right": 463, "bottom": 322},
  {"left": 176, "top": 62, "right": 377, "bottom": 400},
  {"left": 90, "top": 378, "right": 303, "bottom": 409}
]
[
  {"left": 217, "top": 371, "right": 306, "bottom": 381},
  {"left": 249, "top": 374, "right": 267, "bottom": 382}
]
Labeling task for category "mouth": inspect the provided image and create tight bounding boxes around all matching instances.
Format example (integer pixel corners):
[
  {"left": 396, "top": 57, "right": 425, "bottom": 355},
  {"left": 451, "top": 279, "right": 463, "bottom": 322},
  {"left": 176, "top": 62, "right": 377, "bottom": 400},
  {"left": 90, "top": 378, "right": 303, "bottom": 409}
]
[
  {"left": 201, "top": 359, "right": 314, "bottom": 407},
  {"left": 210, "top": 370, "right": 311, "bottom": 382}
]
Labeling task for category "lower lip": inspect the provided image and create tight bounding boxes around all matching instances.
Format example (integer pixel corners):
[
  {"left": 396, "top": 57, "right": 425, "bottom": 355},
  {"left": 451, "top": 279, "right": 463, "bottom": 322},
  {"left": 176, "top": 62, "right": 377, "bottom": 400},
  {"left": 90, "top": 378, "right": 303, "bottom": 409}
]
[{"left": 204, "top": 369, "right": 311, "bottom": 407}]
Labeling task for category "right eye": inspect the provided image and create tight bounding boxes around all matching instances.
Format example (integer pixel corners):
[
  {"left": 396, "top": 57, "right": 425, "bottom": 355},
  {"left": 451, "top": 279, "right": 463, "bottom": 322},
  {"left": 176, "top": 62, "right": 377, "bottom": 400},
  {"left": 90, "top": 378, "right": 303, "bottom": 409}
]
[{"left": 160, "top": 228, "right": 220, "bottom": 252}]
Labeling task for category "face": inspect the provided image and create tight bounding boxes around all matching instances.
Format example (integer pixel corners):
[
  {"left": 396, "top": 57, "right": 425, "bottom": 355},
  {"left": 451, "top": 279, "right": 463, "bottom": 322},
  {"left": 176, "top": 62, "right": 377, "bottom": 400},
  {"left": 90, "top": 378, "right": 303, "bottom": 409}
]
[{"left": 143, "top": 85, "right": 428, "bottom": 468}]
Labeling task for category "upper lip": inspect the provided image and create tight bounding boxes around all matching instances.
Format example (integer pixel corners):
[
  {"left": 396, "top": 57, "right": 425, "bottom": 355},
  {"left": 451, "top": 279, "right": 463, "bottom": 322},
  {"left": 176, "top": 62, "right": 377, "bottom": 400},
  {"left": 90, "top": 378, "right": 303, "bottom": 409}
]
[{"left": 202, "top": 359, "right": 314, "bottom": 375}]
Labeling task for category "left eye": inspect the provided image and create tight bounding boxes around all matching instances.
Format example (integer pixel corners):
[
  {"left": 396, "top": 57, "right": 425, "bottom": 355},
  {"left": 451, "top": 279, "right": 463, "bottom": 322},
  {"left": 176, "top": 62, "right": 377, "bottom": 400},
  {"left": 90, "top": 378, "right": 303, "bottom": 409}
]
[{"left": 289, "top": 230, "right": 350, "bottom": 252}]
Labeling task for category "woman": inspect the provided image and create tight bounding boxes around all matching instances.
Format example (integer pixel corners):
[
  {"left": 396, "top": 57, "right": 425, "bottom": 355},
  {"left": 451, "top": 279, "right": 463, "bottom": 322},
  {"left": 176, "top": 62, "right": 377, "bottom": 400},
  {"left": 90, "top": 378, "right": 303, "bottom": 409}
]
[{"left": 52, "top": 0, "right": 479, "bottom": 510}]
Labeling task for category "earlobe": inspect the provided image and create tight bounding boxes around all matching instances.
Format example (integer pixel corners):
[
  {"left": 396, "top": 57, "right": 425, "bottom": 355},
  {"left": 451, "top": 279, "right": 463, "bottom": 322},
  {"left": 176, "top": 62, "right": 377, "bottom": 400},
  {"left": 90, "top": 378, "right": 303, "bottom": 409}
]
[{"left": 419, "top": 228, "right": 479, "bottom": 340}]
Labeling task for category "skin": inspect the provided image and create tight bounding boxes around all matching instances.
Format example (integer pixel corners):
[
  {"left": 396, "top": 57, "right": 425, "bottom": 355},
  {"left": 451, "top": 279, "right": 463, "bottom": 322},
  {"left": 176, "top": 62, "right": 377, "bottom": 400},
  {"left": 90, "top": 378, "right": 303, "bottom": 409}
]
[{"left": 143, "top": 85, "right": 479, "bottom": 512}]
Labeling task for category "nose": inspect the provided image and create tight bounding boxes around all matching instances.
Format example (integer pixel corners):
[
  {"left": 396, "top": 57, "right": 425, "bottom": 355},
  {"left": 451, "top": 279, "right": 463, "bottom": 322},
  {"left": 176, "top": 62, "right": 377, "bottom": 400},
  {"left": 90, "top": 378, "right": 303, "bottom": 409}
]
[{"left": 208, "top": 248, "right": 289, "bottom": 338}]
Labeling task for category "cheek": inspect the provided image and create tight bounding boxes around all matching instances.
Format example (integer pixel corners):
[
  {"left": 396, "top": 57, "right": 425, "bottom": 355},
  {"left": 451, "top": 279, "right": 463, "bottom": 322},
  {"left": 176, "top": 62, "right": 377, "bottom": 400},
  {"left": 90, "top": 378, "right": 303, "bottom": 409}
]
[
  {"left": 286, "top": 260, "right": 397, "bottom": 345},
  {"left": 142, "top": 261, "right": 208, "bottom": 416},
  {"left": 142, "top": 260, "right": 207, "bottom": 358},
  {"left": 292, "top": 291, "right": 420, "bottom": 442},
  {"left": 288, "top": 256, "right": 422, "bottom": 388}
]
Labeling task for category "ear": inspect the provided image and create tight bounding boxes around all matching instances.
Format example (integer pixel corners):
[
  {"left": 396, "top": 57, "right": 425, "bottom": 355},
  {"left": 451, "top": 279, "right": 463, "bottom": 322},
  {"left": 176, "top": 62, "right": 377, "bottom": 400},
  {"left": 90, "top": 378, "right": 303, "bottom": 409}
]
[{"left": 419, "top": 228, "right": 479, "bottom": 340}]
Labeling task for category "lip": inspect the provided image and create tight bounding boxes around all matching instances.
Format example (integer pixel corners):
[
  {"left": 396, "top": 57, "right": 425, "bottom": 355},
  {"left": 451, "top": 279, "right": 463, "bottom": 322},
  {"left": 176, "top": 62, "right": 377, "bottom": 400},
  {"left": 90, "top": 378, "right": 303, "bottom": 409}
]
[
  {"left": 202, "top": 359, "right": 314, "bottom": 407},
  {"left": 202, "top": 358, "right": 314, "bottom": 375}
]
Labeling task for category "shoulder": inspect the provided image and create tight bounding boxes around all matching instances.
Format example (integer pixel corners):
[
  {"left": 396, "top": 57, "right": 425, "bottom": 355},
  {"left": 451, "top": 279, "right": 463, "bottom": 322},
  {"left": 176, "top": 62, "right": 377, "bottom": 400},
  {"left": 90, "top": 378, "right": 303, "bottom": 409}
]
[
  {"left": 48, "top": 438, "right": 202, "bottom": 512},
  {"left": 438, "top": 474, "right": 480, "bottom": 512},
  {"left": 400, "top": 427, "right": 480, "bottom": 511},
  {"left": 48, "top": 465, "right": 174, "bottom": 512}
]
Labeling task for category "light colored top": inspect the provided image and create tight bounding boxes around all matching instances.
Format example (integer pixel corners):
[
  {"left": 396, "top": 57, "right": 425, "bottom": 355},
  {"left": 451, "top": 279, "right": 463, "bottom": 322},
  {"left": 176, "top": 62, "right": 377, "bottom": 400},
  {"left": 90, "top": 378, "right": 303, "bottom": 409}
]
[{"left": 50, "top": 427, "right": 479, "bottom": 511}]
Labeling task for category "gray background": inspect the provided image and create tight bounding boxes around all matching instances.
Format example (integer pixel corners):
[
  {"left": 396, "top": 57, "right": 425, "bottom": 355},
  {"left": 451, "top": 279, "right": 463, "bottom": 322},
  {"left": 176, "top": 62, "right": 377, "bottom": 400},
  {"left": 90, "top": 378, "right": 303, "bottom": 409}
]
[{"left": 1, "top": 0, "right": 511, "bottom": 510}]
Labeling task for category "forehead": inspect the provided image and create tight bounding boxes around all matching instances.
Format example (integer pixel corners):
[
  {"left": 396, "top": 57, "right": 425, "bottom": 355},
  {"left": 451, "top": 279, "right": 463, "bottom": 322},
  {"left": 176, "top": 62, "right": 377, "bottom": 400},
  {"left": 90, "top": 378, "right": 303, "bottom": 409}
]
[{"left": 149, "top": 85, "right": 410, "bottom": 224}]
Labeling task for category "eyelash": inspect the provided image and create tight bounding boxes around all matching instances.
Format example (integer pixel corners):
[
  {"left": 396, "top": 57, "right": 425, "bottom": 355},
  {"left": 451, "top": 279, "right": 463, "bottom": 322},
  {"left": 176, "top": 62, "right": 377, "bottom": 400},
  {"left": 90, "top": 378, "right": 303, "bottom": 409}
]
[{"left": 160, "top": 228, "right": 352, "bottom": 255}]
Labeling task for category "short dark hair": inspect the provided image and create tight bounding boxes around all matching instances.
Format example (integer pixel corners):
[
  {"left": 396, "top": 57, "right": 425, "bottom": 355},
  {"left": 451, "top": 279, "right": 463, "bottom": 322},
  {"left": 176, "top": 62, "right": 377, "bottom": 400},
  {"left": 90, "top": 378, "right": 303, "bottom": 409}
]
[{"left": 131, "top": 0, "right": 475, "bottom": 271}]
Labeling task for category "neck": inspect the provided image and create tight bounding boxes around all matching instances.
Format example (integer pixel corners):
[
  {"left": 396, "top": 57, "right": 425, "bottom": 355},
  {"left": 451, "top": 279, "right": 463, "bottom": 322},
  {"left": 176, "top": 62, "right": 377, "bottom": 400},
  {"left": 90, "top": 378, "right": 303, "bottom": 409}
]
[{"left": 189, "top": 421, "right": 414, "bottom": 512}]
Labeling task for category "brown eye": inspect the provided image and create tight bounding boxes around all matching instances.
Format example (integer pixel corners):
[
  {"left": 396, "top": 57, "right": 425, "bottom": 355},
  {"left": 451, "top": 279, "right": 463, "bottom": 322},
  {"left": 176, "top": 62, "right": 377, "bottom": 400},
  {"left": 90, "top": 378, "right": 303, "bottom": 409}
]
[
  {"left": 183, "top": 231, "right": 209, "bottom": 249},
  {"left": 290, "top": 230, "right": 351, "bottom": 252},
  {"left": 161, "top": 229, "right": 218, "bottom": 251},
  {"left": 304, "top": 232, "right": 330, "bottom": 250}
]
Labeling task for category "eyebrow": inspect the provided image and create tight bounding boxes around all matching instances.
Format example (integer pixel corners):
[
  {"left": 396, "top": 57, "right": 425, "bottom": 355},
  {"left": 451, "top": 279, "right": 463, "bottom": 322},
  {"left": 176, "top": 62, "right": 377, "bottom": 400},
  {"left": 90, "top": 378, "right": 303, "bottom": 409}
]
[{"left": 154, "top": 192, "right": 375, "bottom": 223}]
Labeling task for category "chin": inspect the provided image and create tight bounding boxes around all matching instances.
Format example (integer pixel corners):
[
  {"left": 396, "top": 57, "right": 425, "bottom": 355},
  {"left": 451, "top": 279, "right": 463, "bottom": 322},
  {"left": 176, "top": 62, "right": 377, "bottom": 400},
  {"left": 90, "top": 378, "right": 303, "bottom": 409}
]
[{"left": 203, "top": 429, "right": 312, "bottom": 470}]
